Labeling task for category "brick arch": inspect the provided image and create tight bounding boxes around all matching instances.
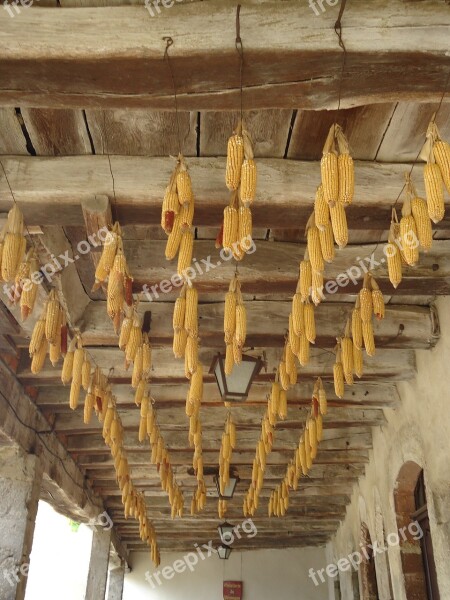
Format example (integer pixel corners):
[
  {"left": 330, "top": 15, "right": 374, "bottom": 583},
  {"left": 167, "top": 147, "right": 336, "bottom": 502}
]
[{"left": 393, "top": 461, "right": 428, "bottom": 599}]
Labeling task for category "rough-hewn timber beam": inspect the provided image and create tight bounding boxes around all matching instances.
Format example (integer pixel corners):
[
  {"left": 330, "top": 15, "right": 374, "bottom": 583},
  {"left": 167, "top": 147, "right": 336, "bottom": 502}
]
[
  {"left": 0, "top": 1, "right": 448, "bottom": 109},
  {"left": 1, "top": 156, "right": 449, "bottom": 231}
]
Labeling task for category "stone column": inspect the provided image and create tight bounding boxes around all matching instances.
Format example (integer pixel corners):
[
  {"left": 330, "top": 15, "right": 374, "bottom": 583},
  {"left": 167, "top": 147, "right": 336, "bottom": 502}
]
[
  {"left": 85, "top": 527, "right": 112, "bottom": 600},
  {"left": 107, "top": 564, "right": 125, "bottom": 600},
  {"left": 0, "top": 446, "right": 43, "bottom": 600}
]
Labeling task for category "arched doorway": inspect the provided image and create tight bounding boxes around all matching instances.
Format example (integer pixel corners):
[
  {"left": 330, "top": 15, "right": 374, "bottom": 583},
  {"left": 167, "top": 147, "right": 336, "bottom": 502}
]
[
  {"left": 393, "top": 461, "right": 440, "bottom": 599},
  {"left": 360, "top": 523, "right": 379, "bottom": 600}
]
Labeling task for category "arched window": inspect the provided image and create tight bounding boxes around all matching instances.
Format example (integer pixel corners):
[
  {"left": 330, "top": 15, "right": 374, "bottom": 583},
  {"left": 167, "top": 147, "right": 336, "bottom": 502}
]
[{"left": 393, "top": 462, "right": 440, "bottom": 599}]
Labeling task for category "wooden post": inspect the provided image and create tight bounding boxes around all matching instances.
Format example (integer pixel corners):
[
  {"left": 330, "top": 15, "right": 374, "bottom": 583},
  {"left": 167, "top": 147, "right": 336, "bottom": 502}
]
[
  {"left": 107, "top": 564, "right": 126, "bottom": 600},
  {"left": 0, "top": 446, "right": 43, "bottom": 600},
  {"left": 85, "top": 527, "right": 112, "bottom": 600}
]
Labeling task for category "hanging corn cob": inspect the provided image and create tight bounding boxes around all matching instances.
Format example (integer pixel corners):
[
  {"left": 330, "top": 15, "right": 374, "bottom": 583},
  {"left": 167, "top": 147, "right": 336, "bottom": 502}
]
[
  {"left": 420, "top": 119, "right": 448, "bottom": 223},
  {"left": 340, "top": 320, "right": 354, "bottom": 386},
  {"left": 1, "top": 204, "right": 26, "bottom": 283},
  {"left": 223, "top": 274, "right": 246, "bottom": 372},
  {"left": 217, "top": 413, "right": 236, "bottom": 516},
  {"left": 333, "top": 343, "right": 345, "bottom": 399},
  {"left": 403, "top": 173, "right": 433, "bottom": 253},
  {"left": 386, "top": 210, "right": 403, "bottom": 289},
  {"left": 400, "top": 193, "right": 419, "bottom": 267}
]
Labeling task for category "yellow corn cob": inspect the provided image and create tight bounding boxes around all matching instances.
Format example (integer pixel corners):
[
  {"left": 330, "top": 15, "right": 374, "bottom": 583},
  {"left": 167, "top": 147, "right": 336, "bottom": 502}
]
[
  {"left": 333, "top": 360, "right": 344, "bottom": 399},
  {"left": 318, "top": 385, "right": 327, "bottom": 416},
  {"left": 176, "top": 167, "right": 193, "bottom": 205},
  {"left": 352, "top": 304, "right": 363, "bottom": 350},
  {"left": 362, "top": 320, "right": 376, "bottom": 356},
  {"left": 226, "top": 134, "right": 244, "bottom": 191},
  {"left": 411, "top": 196, "right": 432, "bottom": 252},
  {"left": 371, "top": 277, "right": 385, "bottom": 320},
  {"left": 189, "top": 363, "right": 203, "bottom": 403},
  {"left": 173, "top": 296, "right": 186, "bottom": 331},
  {"left": 69, "top": 379, "right": 81, "bottom": 410},
  {"left": 31, "top": 338, "right": 48, "bottom": 374},
  {"left": 329, "top": 202, "right": 348, "bottom": 248},
  {"left": 433, "top": 139, "right": 450, "bottom": 193},
  {"left": 235, "top": 303, "right": 246, "bottom": 347},
  {"left": 61, "top": 349, "right": 74, "bottom": 384},
  {"left": 304, "top": 302, "right": 316, "bottom": 344},
  {"left": 224, "top": 290, "right": 237, "bottom": 343},
  {"left": 1, "top": 233, "right": 23, "bottom": 282},
  {"left": 306, "top": 214, "right": 324, "bottom": 273},
  {"left": 298, "top": 333, "right": 310, "bottom": 366},
  {"left": 49, "top": 337, "right": 61, "bottom": 367},
  {"left": 232, "top": 336, "right": 242, "bottom": 365},
  {"left": 72, "top": 346, "right": 84, "bottom": 384},
  {"left": 94, "top": 229, "right": 118, "bottom": 282},
  {"left": 119, "top": 316, "right": 133, "bottom": 350},
  {"left": 278, "top": 389, "right": 288, "bottom": 420},
  {"left": 288, "top": 312, "right": 300, "bottom": 355},
  {"left": 126, "top": 319, "right": 142, "bottom": 363},
  {"left": 311, "top": 270, "right": 324, "bottom": 307},
  {"left": 186, "top": 335, "right": 198, "bottom": 375},
  {"left": 359, "top": 275, "right": 373, "bottom": 323},
  {"left": 185, "top": 286, "right": 198, "bottom": 337},
  {"left": 107, "top": 270, "right": 124, "bottom": 319},
  {"left": 279, "top": 360, "right": 289, "bottom": 391},
  {"left": 424, "top": 162, "right": 445, "bottom": 223},
  {"left": 225, "top": 343, "right": 234, "bottom": 375},
  {"left": 162, "top": 185, "right": 180, "bottom": 220},
  {"left": 44, "top": 292, "right": 60, "bottom": 344},
  {"left": 223, "top": 206, "right": 239, "bottom": 250},
  {"left": 338, "top": 153, "right": 354, "bottom": 205},
  {"left": 387, "top": 220, "right": 403, "bottom": 289},
  {"left": 240, "top": 159, "right": 257, "bottom": 204},
  {"left": 132, "top": 345, "right": 143, "bottom": 388},
  {"left": 319, "top": 220, "right": 335, "bottom": 264},
  {"left": 238, "top": 206, "right": 252, "bottom": 242},
  {"left": 299, "top": 257, "right": 312, "bottom": 301},
  {"left": 353, "top": 343, "right": 363, "bottom": 378},
  {"left": 84, "top": 392, "right": 94, "bottom": 424},
  {"left": 400, "top": 215, "right": 419, "bottom": 267},
  {"left": 7, "top": 204, "right": 23, "bottom": 235},
  {"left": 177, "top": 230, "right": 194, "bottom": 277},
  {"left": 292, "top": 293, "right": 305, "bottom": 336},
  {"left": 314, "top": 185, "right": 329, "bottom": 231},
  {"left": 341, "top": 333, "right": 353, "bottom": 381},
  {"left": 285, "top": 342, "right": 296, "bottom": 383},
  {"left": 165, "top": 212, "right": 183, "bottom": 260},
  {"left": 29, "top": 317, "right": 46, "bottom": 356},
  {"left": 81, "top": 355, "right": 91, "bottom": 390},
  {"left": 180, "top": 198, "right": 195, "bottom": 229},
  {"left": 135, "top": 379, "right": 146, "bottom": 406},
  {"left": 173, "top": 328, "right": 187, "bottom": 359},
  {"left": 321, "top": 152, "right": 339, "bottom": 204}
]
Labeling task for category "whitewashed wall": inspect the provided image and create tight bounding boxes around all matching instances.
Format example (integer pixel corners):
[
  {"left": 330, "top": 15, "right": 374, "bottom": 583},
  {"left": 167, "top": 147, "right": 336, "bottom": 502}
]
[
  {"left": 330, "top": 295, "right": 450, "bottom": 599},
  {"left": 124, "top": 547, "right": 329, "bottom": 600}
]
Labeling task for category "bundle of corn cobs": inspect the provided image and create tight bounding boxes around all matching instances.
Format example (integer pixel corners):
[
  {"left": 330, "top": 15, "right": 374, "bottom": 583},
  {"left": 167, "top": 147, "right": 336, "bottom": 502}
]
[
  {"left": 243, "top": 380, "right": 281, "bottom": 517},
  {"left": 93, "top": 222, "right": 133, "bottom": 333},
  {"left": 305, "top": 210, "right": 334, "bottom": 305},
  {"left": 319, "top": 123, "right": 353, "bottom": 249},
  {"left": 61, "top": 334, "right": 92, "bottom": 409},
  {"left": 288, "top": 256, "right": 316, "bottom": 367},
  {"left": 172, "top": 283, "right": 199, "bottom": 379},
  {"left": 218, "top": 413, "right": 236, "bottom": 516},
  {"left": 9, "top": 248, "right": 40, "bottom": 321},
  {"left": 186, "top": 363, "right": 207, "bottom": 515},
  {"left": 223, "top": 274, "right": 247, "bottom": 373},
  {"left": 161, "top": 154, "right": 195, "bottom": 277},
  {"left": 268, "top": 379, "right": 326, "bottom": 517},
  {"left": 333, "top": 273, "right": 384, "bottom": 398},
  {"left": 386, "top": 175, "right": 434, "bottom": 289},
  {"left": 29, "top": 289, "right": 67, "bottom": 373},
  {"left": 216, "top": 121, "right": 256, "bottom": 259},
  {"left": 420, "top": 119, "right": 450, "bottom": 224}
]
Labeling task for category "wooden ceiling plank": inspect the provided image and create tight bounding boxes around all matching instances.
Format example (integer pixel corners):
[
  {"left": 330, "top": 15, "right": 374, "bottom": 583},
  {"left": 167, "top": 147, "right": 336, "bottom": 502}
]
[
  {"left": 20, "top": 108, "right": 93, "bottom": 155},
  {"left": 84, "top": 109, "right": 197, "bottom": 156},
  {"left": 200, "top": 109, "right": 293, "bottom": 158},
  {"left": 0, "top": 108, "right": 28, "bottom": 154},
  {"left": 0, "top": 2, "right": 449, "bottom": 109},
  {"left": 287, "top": 104, "right": 397, "bottom": 161}
]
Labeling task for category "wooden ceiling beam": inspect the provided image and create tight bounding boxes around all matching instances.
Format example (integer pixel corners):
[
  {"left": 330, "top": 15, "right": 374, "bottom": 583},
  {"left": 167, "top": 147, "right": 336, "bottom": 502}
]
[
  {"left": 1, "top": 156, "right": 450, "bottom": 231},
  {"left": 0, "top": 1, "right": 448, "bottom": 109},
  {"left": 74, "top": 301, "right": 437, "bottom": 350}
]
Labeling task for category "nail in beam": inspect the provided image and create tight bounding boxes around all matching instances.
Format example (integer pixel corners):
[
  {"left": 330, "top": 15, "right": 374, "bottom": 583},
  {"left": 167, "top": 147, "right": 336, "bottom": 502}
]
[{"left": 0, "top": 446, "right": 43, "bottom": 600}]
